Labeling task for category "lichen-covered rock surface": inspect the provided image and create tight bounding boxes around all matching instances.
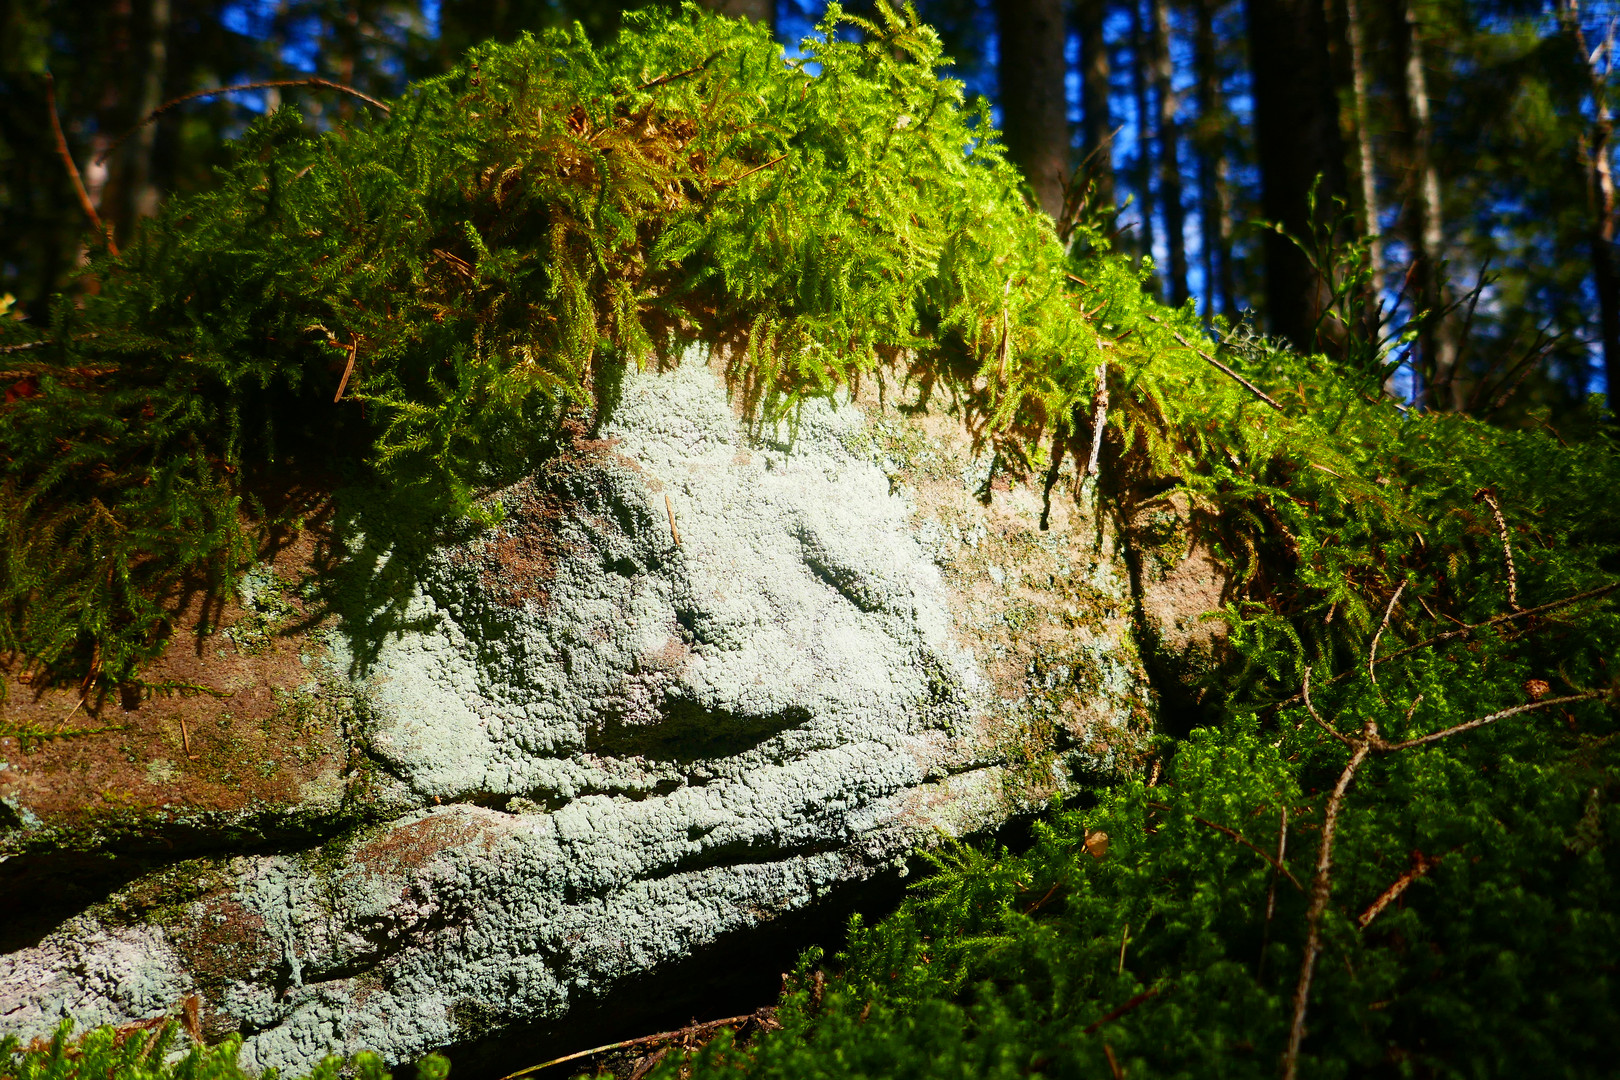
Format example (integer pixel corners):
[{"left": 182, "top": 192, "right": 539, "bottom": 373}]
[{"left": 1, "top": 350, "right": 1158, "bottom": 1072}]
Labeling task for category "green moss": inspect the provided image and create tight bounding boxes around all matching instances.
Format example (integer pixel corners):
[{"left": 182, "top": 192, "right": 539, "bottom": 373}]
[
  {"left": 0, "top": 1, "right": 1339, "bottom": 693},
  {"left": 0, "top": 1021, "right": 448, "bottom": 1080}
]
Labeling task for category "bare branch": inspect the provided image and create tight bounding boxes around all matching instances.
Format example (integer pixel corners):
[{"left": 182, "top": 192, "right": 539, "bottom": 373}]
[
  {"left": 637, "top": 48, "right": 727, "bottom": 91},
  {"left": 1368, "top": 581, "right": 1407, "bottom": 688},
  {"left": 1083, "top": 362, "right": 1108, "bottom": 485},
  {"left": 1283, "top": 740, "right": 1371, "bottom": 1080},
  {"left": 1193, "top": 815, "right": 1304, "bottom": 891},
  {"left": 1357, "top": 851, "right": 1444, "bottom": 930},
  {"left": 1125, "top": 302, "right": 1285, "bottom": 412},
  {"left": 1476, "top": 490, "right": 1520, "bottom": 611},
  {"left": 97, "top": 78, "right": 392, "bottom": 168},
  {"left": 1083, "top": 985, "right": 1164, "bottom": 1034},
  {"left": 1379, "top": 691, "right": 1609, "bottom": 751},
  {"left": 1269, "top": 583, "right": 1619, "bottom": 710},
  {"left": 1302, "top": 666, "right": 1355, "bottom": 747},
  {"left": 45, "top": 73, "right": 116, "bottom": 257},
  {"left": 496, "top": 1012, "right": 763, "bottom": 1080}
]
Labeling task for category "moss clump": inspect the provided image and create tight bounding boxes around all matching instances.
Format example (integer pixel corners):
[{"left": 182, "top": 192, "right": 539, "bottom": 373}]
[
  {"left": 0, "top": 1, "right": 1291, "bottom": 690},
  {"left": 0, "top": 1022, "right": 448, "bottom": 1080}
]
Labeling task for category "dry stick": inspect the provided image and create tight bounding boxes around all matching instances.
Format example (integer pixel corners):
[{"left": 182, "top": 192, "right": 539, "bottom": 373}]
[
  {"left": 45, "top": 74, "right": 116, "bottom": 257},
  {"left": 1258, "top": 806, "right": 1289, "bottom": 976},
  {"left": 1357, "top": 851, "right": 1443, "bottom": 930},
  {"left": 637, "top": 49, "right": 726, "bottom": 91},
  {"left": 1084, "top": 986, "right": 1162, "bottom": 1035},
  {"left": 1070, "top": 285, "right": 1286, "bottom": 412},
  {"left": 1283, "top": 735, "right": 1371, "bottom": 1080},
  {"left": 1192, "top": 816, "right": 1303, "bottom": 891},
  {"left": 97, "top": 78, "right": 390, "bottom": 167},
  {"left": 711, "top": 152, "right": 788, "bottom": 190},
  {"left": 1300, "top": 666, "right": 1354, "bottom": 747},
  {"left": 1116, "top": 923, "right": 1131, "bottom": 974},
  {"left": 665, "top": 495, "right": 681, "bottom": 547},
  {"left": 496, "top": 1013, "right": 758, "bottom": 1080},
  {"left": 1282, "top": 687, "right": 1612, "bottom": 1080},
  {"left": 1084, "top": 362, "right": 1109, "bottom": 481},
  {"left": 333, "top": 337, "right": 359, "bottom": 403},
  {"left": 1478, "top": 490, "right": 1520, "bottom": 610},
  {"left": 1270, "top": 583, "right": 1619, "bottom": 710},
  {"left": 1368, "top": 581, "right": 1407, "bottom": 688},
  {"left": 1103, "top": 1044, "right": 1125, "bottom": 1080},
  {"left": 1379, "top": 691, "right": 1606, "bottom": 751}
]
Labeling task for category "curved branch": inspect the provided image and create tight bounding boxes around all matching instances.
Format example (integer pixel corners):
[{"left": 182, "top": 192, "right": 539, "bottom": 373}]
[{"left": 97, "top": 78, "right": 392, "bottom": 167}]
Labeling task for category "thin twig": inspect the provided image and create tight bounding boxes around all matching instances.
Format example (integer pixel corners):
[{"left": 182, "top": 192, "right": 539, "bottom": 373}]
[
  {"left": 333, "top": 337, "right": 358, "bottom": 403},
  {"left": 1283, "top": 736, "right": 1372, "bottom": 1080},
  {"left": 1368, "top": 581, "right": 1406, "bottom": 688},
  {"left": 1301, "top": 666, "right": 1354, "bottom": 747},
  {"left": 45, "top": 73, "right": 117, "bottom": 256},
  {"left": 496, "top": 1013, "right": 758, "bottom": 1080},
  {"left": 1477, "top": 490, "right": 1520, "bottom": 611},
  {"left": 1102, "top": 297, "right": 1283, "bottom": 412},
  {"left": 1357, "top": 851, "right": 1443, "bottom": 930},
  {"left": 712, "top": 152, "right": 788, "bottom": 189},
  {"left": 1258, "top": 806, "right": 1289, "bottom": 975},
  {"left": 1378, "top": 691, "right": 1607, "bottom": 751},
  {"left": 1269, "top": 583, "right": 1619, "bottom": 710},
  {"left": 1192, "top": 816, "right": 1304, "bottom": 891},
  {"left": 665, "top": 495, "right": 681, "bottom": 547},
  {"left": 1083, "top": 986, "right": 1163, "bottom": 1034},
  {"left": 97, "top": 78, "right": 391, "bottom": 167},
  {"left": 1083, "top": 362, "right": 1108, "bottom": 484},
  {"left": 637, "top": 49, "right": 726, "bottom": 91}
]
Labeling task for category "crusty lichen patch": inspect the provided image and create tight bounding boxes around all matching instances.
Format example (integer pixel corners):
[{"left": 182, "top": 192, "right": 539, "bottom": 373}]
[{"left": 843, "top": 369, "right": 1155, "bottom": 787}]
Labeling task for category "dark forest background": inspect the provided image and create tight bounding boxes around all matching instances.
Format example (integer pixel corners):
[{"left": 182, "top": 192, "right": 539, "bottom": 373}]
[{"left": 3, "top": 0, "right": 1617, "bottom": 424}]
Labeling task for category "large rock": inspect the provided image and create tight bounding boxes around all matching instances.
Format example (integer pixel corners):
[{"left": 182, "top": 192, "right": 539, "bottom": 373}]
[{"left": 1, "top": 350, "right": 1155, "bottom": 1072}]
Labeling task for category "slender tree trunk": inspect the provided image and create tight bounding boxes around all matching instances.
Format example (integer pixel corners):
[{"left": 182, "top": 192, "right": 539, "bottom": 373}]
[
  {"left": 1397, "top": 0, "right": 1459, "bottom": 408},
  {"left": 1246, "top": 0, "right": 1347, "bottom": 352},
  {"left": 1343, "top": 0, "right": 1383, "bottom": 298},
  {"left": 128, "top": 0, "right": 169, "bottom": 222},
  {"left": 1193, "top": 0, "right": 1236, "bottom": 318},
  {"left": 1077, "top": 0, "right": 1115, "bottom": 210},
  {"left": 1152, "top": 0, "right": 1189, "bottom": 305},
  {"left": 1561, "top": 0, "right": 1620, "bottom": 413},
  {"left": 1131, "top": 0, "right": 1157, "bottom": 272},
  {"left": 697, "top": 0, "right": 776, "bottom": 26},
  {"left": 996, "top": 0, "right": 1072, "bottom": 220}
]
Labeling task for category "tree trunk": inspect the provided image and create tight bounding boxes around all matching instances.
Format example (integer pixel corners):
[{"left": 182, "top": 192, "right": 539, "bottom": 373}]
[
  {"left": 1131, "top": 0, "right": 1157, "bottom": 271},
  {"left": 1193, "top": 0, "right": 1236, "bottom": 318},
  {"left": 1077, "top": 0, "right": 1115, "bottom": 211},
  {"left": 1343, "top": 0, "right": 1383, "bottom": 299},
  {"left": 1561, "top": 0, "right": 1620, "bottom": 414},
  {"left": 697, "top": 0, "right": 775, "bottom": 26},
  {"left": 996, "top": 0, "right": 1072, "bottom": 220},
  {"left": 1246, "top": 0, "right": 1347, "bottom": 352},
  {"left": 1397, "top": 0, "right": 1458, "bottom": 409},
  {"left": 1152, "top": 0, "right": 1189, "bottom": 305},
  {"left": 127, "top": 0, "right": 169, "bottom": 222}
]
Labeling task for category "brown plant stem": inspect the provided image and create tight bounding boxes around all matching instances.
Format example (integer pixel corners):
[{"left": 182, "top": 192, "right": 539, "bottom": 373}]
[
  {"left": 45, "top": 74, "right": 116, "bottom": 256},
  {"left": 497, "top": 1012, "right": 763, "bottom": 1080},
  {"left": 98, "top": 78, "right": 391, "bottom": 168},
  {"left": 1357, "top": 850, "right": 1443, "bottom": 929},
  {"left": 1270, "top": 583, "right": 1618, "bottom": 710},
  {"left": 1283, "top": 736, "right": 1370, "bottom": 1080},
  {"left": 1193, "top": 815, "right": 1303, "bottom": 890}
]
